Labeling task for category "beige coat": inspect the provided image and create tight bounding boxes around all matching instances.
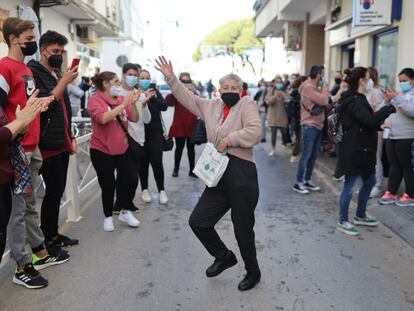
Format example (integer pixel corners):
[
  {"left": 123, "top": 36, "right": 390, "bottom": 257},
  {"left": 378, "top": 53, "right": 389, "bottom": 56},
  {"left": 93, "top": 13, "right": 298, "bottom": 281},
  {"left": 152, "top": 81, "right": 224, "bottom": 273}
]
[
  {"left": 168, "top": 75, "right": 261, "bottom": 162},
  {"left": 265, "top": 90, "right": 288, "bottom": 128}
]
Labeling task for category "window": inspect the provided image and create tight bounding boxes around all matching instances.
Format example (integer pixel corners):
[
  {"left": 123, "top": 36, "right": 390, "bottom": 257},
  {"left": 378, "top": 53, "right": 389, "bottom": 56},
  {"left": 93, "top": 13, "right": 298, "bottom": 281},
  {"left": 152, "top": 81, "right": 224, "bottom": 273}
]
[{"left": 374, "top": 29, "right": 399, "bottom": 89}]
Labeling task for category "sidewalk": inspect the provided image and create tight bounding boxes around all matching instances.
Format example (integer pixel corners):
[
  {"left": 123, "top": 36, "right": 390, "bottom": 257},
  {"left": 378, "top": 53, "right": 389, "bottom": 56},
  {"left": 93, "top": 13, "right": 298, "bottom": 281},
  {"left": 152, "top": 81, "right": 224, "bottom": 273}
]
[{"left": 315, "top": 152, "right": 414, "bottom": 247}]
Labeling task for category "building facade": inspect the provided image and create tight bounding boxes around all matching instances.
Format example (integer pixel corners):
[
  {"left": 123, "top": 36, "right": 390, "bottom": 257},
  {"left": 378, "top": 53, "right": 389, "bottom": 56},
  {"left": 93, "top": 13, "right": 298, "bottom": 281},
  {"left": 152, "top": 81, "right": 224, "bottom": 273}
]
[
  {"left": 325, "top": 0, "right": 407, "bottom": 89},
  {"left": 253, "top": 0, "right": 327, "bottom": 75}
]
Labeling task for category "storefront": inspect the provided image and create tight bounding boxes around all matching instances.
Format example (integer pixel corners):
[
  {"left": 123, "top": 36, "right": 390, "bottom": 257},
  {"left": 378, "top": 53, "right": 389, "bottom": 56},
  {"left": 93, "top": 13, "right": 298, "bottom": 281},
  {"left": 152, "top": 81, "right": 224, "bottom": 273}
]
[{"left": 324, "top": 0, "right": 410, "bottom": 89}]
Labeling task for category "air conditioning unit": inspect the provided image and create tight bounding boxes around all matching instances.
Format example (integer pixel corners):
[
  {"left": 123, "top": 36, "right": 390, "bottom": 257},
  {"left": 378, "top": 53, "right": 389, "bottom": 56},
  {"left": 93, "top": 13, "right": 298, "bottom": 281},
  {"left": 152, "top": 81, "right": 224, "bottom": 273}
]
[
  {"left": 79, "top": 26, "right": 97, "bottom": 43},
  {"left": 282, "top": 22, "right": 303, "bottom": 52}
]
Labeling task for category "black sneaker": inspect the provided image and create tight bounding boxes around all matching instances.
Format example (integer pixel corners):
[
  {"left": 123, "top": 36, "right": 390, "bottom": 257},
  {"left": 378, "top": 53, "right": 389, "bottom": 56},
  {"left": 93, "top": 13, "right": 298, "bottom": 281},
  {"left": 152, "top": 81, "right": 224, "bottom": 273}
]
[
  {"left": 292, "top": 183, "right": 309, "bottom": 194},
  {"left": 172, "top": 169, "right": 179, "bottom": 177},
  {"left": 189, "top": 171, "right": 198, "bottom": 178},
  {"left": 32, "top": 250, "right": 70, "bottom": 271},
  {"left": 304, "top": 181, "right": 321, "bottom": 191},
  {"left": 50, "top": 234, "right": 79, "bottom": 247},
  {"left": 13, "top": 264, "right": 48, "bottom": 289}
]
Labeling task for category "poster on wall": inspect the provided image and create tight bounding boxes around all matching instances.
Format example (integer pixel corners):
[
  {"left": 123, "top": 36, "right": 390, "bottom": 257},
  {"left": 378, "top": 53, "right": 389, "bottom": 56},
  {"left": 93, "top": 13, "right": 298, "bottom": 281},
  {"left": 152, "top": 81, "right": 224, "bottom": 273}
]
[
  {"left": 353, "top": 0, "right": 392, "bottom": 26},
  {"left": 0, "top": 9, "right": 11, "bottom": 42}
]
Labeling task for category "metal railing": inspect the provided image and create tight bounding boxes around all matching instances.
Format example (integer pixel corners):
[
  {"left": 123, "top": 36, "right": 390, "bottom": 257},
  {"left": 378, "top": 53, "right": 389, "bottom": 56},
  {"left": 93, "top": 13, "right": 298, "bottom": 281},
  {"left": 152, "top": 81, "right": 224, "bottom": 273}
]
[{"left": 0, "top": 134, "right": 97, "bottom": 267}]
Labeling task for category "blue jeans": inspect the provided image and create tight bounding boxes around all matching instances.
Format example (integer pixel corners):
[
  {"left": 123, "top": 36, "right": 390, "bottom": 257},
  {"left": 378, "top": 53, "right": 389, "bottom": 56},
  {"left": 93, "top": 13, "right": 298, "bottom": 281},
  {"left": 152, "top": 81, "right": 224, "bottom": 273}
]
[
  {"left": 296, "top": 125, "right": 322, "bottom": 183},
  {"left": 339, "top": 174, "right": 376, "bottom": 223}
]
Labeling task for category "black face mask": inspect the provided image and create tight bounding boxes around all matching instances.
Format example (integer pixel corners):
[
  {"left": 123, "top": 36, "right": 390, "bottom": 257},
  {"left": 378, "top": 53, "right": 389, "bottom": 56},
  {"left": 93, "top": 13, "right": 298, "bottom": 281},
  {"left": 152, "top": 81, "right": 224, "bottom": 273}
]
[
  {"left": 221, "top": 92, "right": 240, "bottom": 107},
  {"left": 334, "top": 78, "right": 342, "bottom": 85},
  {"left": 18, "top": 40, "right": 38, "bottom": 56},
  {"left": 47, "top": 54, "right": 63, "bottom": 69}
]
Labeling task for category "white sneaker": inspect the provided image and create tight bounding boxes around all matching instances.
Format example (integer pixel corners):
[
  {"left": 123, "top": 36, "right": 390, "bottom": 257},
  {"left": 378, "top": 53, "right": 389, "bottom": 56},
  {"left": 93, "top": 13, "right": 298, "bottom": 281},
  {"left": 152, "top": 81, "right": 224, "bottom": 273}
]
[
  {"left": 118, "top": 211, "right": 140, "bottom": 227},
  {"left": 290, "top": 155, "right": 299, "bottom": 163},
  {"left": 159, "top": 190, "right": 168, "bottom": 205},
  {"left": 141, "top": 189, "right": 152, "bottom": 203},
  {"left": 268, "top": 150, "right": 275, "bottom": 157},
  {"left": 369, "top": 186, "right": 383, "bottom": 198},
  {"left": 103, "top": 217, "right": 114, "bottom": 232}
]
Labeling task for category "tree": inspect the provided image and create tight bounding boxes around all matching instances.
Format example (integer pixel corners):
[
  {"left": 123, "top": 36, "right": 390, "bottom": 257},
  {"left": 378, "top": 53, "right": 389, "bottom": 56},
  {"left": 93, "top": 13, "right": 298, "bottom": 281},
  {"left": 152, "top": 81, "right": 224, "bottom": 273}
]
[{"left": 193, "top": 18, "right": 264, "bottom": 74}]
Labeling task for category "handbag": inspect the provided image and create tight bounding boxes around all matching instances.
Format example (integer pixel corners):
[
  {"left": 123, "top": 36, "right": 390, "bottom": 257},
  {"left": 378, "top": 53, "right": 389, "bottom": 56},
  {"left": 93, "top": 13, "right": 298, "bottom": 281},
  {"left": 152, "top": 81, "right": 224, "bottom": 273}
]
[
  {"left": 159, "top": 112, "right": 174, "bottom": 151},
  {"left": 301, "top": 96, "right": 324, "bottom": 116},
  {"left": 106, "top": 102, "right": 141, "bottom": 161},
  {"left": 193, "top": 142, "right": 229, "bottom": 187},
  {"left": 327, "top": 110, "right": 343, "bottom": 143},
  {"left": 190, "top": 118, "right": 207, "bottom": 145}
]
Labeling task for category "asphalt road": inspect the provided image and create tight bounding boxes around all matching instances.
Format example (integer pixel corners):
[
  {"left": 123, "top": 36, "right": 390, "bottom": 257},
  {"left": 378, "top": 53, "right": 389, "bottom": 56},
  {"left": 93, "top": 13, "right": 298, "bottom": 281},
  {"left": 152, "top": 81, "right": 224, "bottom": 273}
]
[{"left": 0, "top": 108, "right": 413, "bottom": 311}]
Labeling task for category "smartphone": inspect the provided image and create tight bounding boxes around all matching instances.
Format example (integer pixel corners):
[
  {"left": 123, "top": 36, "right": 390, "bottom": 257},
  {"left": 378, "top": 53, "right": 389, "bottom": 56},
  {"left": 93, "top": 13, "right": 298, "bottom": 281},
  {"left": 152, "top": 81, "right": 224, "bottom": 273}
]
[
  {"left": 70, "top": 58, "right": 80, "bottom": 70},
  {"left": 149, "top": 83, "right": 156, "bottom": 90}
]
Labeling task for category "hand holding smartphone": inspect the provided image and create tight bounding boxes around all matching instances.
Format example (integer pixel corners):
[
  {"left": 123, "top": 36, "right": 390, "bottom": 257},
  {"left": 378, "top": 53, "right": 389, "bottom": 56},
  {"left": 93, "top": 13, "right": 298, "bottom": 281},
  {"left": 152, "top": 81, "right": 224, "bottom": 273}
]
[
  {"left": 149, "top": 83, "right": 156, "bottom": 90},
  {"left": 70, "top": 58, "right": 80, "bottom": 71}
]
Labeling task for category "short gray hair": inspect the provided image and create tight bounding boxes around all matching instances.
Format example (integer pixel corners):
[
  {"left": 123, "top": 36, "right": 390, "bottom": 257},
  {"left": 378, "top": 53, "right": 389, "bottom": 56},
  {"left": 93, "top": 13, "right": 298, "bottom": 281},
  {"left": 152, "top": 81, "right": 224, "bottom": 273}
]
[{"left": 219, "top": 74, "right": 243, "bottom": 90}]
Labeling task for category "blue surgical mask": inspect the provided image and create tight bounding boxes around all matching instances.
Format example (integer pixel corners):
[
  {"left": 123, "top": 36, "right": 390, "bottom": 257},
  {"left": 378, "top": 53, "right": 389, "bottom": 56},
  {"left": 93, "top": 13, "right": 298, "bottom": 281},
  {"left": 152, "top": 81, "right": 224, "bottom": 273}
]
[
  {"left": 319, "top": 77, "right": 325, "bottom": 86},
  {"left": 275, "top": 83, "right": 284, "bottom": 90},
  {"left": 139, "top": 79, "right": 151, "bottom": 90},
  {"left": 125, "top": 75, "right": 138, "bottom": 88},
  {"left": 400, "top": 81, "right": 412, "bottom": 93}
]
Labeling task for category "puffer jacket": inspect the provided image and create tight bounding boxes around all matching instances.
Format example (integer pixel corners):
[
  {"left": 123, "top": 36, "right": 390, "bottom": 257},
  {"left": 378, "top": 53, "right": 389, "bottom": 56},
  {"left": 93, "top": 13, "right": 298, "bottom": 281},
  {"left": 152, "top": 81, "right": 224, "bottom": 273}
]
[
  {"left": 336, "top": 90, "right": 395, "bottom": 176},
  {"left": 28, "top": 60, "right": 72, "bottom": 150}
]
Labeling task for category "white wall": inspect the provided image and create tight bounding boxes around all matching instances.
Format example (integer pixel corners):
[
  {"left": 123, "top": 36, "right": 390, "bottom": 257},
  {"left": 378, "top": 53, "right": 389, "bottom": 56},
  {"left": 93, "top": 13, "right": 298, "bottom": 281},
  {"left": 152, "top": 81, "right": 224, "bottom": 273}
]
[{"left": 396, "top": 0, "right": 414, "bottom": 71}]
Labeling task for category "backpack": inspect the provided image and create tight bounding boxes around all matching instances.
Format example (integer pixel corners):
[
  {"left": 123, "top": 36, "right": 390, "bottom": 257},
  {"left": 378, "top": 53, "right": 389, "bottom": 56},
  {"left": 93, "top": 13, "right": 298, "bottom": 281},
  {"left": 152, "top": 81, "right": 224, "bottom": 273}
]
[{"left": 327, "top": 109, "right": 343, "bottom": 144}]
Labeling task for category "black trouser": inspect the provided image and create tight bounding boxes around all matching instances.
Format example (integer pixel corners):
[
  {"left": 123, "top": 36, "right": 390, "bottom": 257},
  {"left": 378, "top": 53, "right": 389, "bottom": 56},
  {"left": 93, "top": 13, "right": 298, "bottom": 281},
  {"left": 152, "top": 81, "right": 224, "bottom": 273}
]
[
  {"left": 0, "top": 183, "right": 12, "bottom": 262},
  {"left": 174, "top": 137, "right": 195, "bottom": 172},
  {"left": 270, "top": 127, "right": 290, "bottom": 147},
  {"left": 40, "top": 152, "right": 70, "bottom": 240},
  {"left": 115, "top": 145, "right": 144, "bottom": 210},
  {"left": 386, "top": 139, "right": 414, "bottom": 197},
  {"left": 292, "top": 126, "right": 301, "bottom": 156},
  {"left": 91, "top": 148, "right": 134, "bottom": 217},
  {"left": 140, "top": 133, "right": 165, "bottom": 192},
  {"left": 189, "top": 155, "right": 260, "bottom": 273}
]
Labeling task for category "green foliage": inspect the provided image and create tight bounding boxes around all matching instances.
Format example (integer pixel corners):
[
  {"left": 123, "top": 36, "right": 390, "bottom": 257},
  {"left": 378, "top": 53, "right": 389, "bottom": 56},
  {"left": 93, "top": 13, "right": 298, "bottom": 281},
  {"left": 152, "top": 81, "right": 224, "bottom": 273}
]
[{"left": 197, "top": 17, "right": 263, "bottom": 58}]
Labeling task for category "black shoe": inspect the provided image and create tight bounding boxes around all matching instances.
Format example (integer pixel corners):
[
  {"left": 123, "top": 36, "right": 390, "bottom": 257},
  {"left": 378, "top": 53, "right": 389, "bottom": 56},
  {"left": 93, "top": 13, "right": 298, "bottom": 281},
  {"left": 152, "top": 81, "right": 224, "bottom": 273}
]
[
  {"left": 205, "top": 251, "right": 238, "bottom": 278},
  {"left": 172, "top": 169, "right": 179, "bottom": 177},
  {"left": 260, "top": 139, "right": 266, "bottom": 143},
  {"left": 32, "top": 249, "right": 70, "bottom": 271},
  {"left": 238, "top": 271, "right": 261, "bottom": 291},
  {"left": 13, "top": 264, "right": 48, "bottom": 289},
  {"left": 189, "top": 171, "right": 197, "bottom": 178},
  {"left": 50, "top": 234, "right": 79, "bottom": 247}
]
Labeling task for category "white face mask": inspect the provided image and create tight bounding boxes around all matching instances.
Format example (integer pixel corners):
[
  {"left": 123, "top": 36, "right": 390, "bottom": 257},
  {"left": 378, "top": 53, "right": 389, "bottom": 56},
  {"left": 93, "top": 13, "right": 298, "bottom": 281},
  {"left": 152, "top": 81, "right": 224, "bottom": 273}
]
[
  {"left": 366, "top": 78, "right": 374, "bottom": 93},
  {"left": 109, "top": 85, "right": 124, "bottom": 97}
]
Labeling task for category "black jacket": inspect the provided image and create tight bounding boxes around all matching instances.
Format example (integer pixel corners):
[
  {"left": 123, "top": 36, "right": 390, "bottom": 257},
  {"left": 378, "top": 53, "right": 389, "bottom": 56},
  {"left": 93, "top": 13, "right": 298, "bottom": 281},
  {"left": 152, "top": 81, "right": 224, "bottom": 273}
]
[
  {"left": 144, "top": 90, "right": 168, "bottom": 137},
  {"left": 336, "top": 91, "right": 395, "bottom": 176},
  {"left": 28, "top": 60, "right": 72, "bottom": 150},
  {"left": 287, "top": 88, "right": 301, "bottom": 128}
]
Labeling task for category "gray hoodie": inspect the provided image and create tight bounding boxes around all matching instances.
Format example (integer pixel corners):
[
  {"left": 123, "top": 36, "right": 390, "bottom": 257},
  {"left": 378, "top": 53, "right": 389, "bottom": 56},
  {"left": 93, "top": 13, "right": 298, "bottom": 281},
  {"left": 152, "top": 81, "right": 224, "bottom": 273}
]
[{"left": 384, "top": 87, "right": 414, "bottom": 139}]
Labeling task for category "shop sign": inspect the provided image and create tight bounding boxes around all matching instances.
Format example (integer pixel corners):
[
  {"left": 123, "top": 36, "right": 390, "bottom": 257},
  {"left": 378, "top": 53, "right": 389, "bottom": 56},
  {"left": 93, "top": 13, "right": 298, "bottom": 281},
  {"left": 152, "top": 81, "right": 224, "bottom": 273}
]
[{"left": 353, "top": 0, "right": 392, "bottom": 26}]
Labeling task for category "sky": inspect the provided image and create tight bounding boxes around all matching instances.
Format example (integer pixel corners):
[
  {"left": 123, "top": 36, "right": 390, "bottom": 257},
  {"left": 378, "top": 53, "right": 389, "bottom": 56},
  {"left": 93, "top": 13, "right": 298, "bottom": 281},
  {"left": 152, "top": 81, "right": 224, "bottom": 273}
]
[{"left": 159, "top": 0, "right": 256, "bottom": 66}]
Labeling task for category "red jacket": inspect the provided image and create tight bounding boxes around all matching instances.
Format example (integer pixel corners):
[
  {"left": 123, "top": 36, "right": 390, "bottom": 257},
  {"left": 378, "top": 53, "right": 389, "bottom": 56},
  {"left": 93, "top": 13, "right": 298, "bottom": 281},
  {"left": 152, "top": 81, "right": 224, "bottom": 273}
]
[{"left": 166, "top": 94, "right": 197, "bottom": 138}]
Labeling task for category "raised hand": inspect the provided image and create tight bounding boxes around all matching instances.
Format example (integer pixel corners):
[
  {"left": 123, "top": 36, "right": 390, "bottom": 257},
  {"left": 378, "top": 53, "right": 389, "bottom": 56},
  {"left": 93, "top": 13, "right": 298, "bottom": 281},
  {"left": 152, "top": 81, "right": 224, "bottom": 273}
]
[
  {"left": 154, "top": 56, "right": 174, "bottom": 81},
  {"left": 62, "top": 65, "right": 79, "bottom": 85},
  {"left": 16, "top": 90, "right": 44, "bottom": 127}
]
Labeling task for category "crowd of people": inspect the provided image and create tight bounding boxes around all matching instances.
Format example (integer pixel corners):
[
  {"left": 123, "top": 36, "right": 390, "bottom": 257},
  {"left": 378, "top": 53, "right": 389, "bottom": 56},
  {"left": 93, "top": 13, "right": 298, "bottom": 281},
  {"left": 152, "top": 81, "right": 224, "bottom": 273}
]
[
  {"left": 1, "top": 16, "right": 413, "bottom": 293},
  {"left": 256, "top": 64, "right": 414, "bottom": 236}
]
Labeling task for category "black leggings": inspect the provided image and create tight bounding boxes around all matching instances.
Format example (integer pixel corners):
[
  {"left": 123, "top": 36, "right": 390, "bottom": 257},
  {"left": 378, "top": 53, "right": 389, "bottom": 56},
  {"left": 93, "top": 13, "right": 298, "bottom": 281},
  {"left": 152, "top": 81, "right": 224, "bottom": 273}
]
[
  {"left": 0, "top": 183, "right": 12, "bottom": 262},
  {"left": 386, "top": 139, "right": 414, "bottom": 197},
  {"left": 174, "top": 137, "right": 195, "bottom": 172},
  {"left": 91, "top": 149, "right": 134, "bottom": 217},
  {"left": 139, "top": 133, "right": 165, "bottom": 192}
]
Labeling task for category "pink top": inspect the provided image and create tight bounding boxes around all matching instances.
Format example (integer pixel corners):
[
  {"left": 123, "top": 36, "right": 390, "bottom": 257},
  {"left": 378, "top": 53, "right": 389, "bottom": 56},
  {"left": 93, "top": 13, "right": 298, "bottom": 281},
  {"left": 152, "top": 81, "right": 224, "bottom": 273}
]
[{"left": 88, "top": 92, "right": 131, "bottom": 155}]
